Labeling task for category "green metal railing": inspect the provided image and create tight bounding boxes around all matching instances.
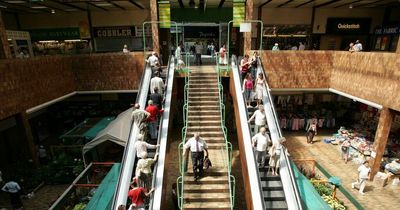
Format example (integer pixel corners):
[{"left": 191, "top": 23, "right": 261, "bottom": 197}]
[
  {"left": 215, "top": 54, "right": 235, "bottom": 209},
  {"left": 177, "top": 53, "right": 191, "bottom": 210}
]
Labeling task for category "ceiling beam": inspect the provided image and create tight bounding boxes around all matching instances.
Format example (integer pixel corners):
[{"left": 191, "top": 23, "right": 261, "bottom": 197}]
[
  {"left": 87, "top": 2, "right": 108, "bottom": 11},
  {"left": 334, "top": 0, "right": 363, "bottom": 8},
  {"left": 259, "top": 0, "right": 273, "bottom": 8},
  {"left": 295, "top": 0, "right": 314, "bottom": 8},
  {"left": 354, "top": 0, "right": 385, "bottom": 8},
  {"left": 178, "top": 0, "right": 184, "bottom": 8},
  {"left": 218, "top": 0, "right": 225, "bottom": 8},
  {"left": 314, "top": 0, "right": 342, "bottom": 8},
  {"left": 26, "top": 0, "right": 65, "bottom": 13},
  {"left": 50, "top": 0, "right": 86, "bottom": 11},
  {"left": 0, "top": 0, "right": 43, "bottom": 13},
  {"left": 277, "top": 0, "right": 294, "bottom": 8},
  {"left": 128, "top": 0, "right": 144, "bottom": 9},
  {"left": 107, "top": 1, "right": 125, "bottom": 10}
]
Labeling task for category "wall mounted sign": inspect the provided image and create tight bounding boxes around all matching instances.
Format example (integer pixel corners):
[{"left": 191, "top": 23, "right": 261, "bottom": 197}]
[
  {"left": 29, "top": 28, "right": 80, "bottom": 41},
  {"left": 158, "top": 1, "right": 171, "bottom": 28},
  {"left": 184, "top": 26, "right": 219, "bottom": 39},
  {"left": 326, "top": 18, "right": 371, "bottom": 35},
  {"left": 375, "top": 25, "right": 400, "bottom": 35},
  {"left": 93, "top": 26, "right": 135, "bottom": 38},
  {"left": 233, "top": 0, "right": 245, "bottom": 27}
]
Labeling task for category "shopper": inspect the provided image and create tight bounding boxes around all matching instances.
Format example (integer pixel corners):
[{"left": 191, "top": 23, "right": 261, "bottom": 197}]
[
  {"left": 150, "top": 87, "right": 164, "bottom": 110},
  {"left": 242, "top": 73, "right": 254, "bottom": 107},
  {"left": 209, "top": 42, "right": 216, "bottom": 58},
  {"left": 307, "top": 121, "right": 317, "bottom": 144},
  {"left": 128, "top": 180, "right": 154, "bottom": 210},
  {"left": 250, "top": 51, "right": 258, "bottom": 79},
  {"left": 252, "top": 127, "right": 271, "bottom": 167},
  {"left": 147, "top": 52, "right": 159, "bottom": 68},
  {"left": 145, "top": 100, "right": 163, "bottom": 141},
  {"left": 175, "top": 43, "right": 183, "bottom": 61},
  {"left": 269, "top": 138, "right": 284, "bottom": 176},
  {"left": 272, "top": 43, "right": 280, "bottom": 51},
  {"left": 2, "top": 180, "right": 23, "bottom": 210},
  {"left": 254, "top": 73, "right": 266, "bottom": 106},
  {"left": 150, "top": 72, "right": 164, "bottom": 94},
  {"left": 240, "top": 54, "right": 251, "bottom": 82},
  {"left": 348, "top": 42, "right": 355, "bottom": 53},
  {"left": 136, "top": 152, "right": 159, "bottom": 188},
  {"left": 131, "top": 103, "right": 150, "bottom": 135},
  {"left": 299, "top": 42, "right": 305, "bottom": 50},
  {"left": 194, "top": 42, "right": 203, "bottom": 65},
  {"left": 219, "top": 45, "right": 227, "bottom": 65},
  {"left": 134, "top": 134, "right": 159, "bottom": 159},
  {"left": 123, "top": 44, "right": 129, "bottom": 53},
  {"left": 248, "top": 105, "right": 267, "bottom": 134},
  {"left": 183, "top": 133, "right": 209, "bottom": 181},
  {"left": 351, "top": 160, "right": 370, "bottom": 195},
  {"left": 340, "top": 139, "right": 351, "bottom": 163},
  {"left": 354, "top": 40, "right": 363, "bottom": 52}
]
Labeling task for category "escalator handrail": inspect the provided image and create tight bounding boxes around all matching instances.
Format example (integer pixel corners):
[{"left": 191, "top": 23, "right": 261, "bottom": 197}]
[
  {"left": 230, "top": 55, "right": 265, "bottom": 210},
  {"left": 257, "top": 57, "right": 303, "bottom": 210},
  {"left": 149, "top": 55, "right": 175, "bottom": 209},
  {"left": 111, "top": 58, "right": 153, "bottom": 209}
]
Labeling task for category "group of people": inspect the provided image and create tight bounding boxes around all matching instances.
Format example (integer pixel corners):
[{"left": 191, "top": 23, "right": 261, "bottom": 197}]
[
  {"left": 240, "top": 52, "right": 266, "bottom": 107},
  {"left": 125, "top": 57, "right": 168, "bottom": 209},
  {"left": 272, "top": 42, "right": 307, "bottom": 51}
]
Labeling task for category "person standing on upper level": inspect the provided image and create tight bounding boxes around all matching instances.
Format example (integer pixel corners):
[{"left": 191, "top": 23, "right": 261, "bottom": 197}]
[
  {"left": 219, "top": 44, "right": 227, "bottom": 65},
  {"left": 272, "top": 43, "right": 280, "bottom": 51},
  {"left": 354, "top": 40, "right": 363, "bottom": 51},
  {"left": 195, "top": 42, "right": 203, "bottom": 65},
  {"left": 122, "top": 44, "right": 129, "bottom": 53}
]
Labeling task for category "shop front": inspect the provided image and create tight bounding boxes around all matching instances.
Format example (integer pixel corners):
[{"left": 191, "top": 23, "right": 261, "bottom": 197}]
[
  {"left": 320, "top": 18, "right": 371, "bottom": 51},
  {"left": 29, "top": 27, "right": 90, "bottom": 56},
  {"left": 263, "top": 24, "right": 311, "bottom": 50},
  {"left": 93, "top": 26, "right": 141, "bottom": 53},
  {"left": 6, "top": 30, "right": 34, "bottom": 58},
  {"left": 372, "top": 24, "right": 400, "bottom": 52}
]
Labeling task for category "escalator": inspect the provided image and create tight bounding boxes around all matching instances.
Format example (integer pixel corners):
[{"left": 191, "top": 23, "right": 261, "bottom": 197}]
[
  {"left": 111, "top": 56, "right": 175, "bottom": 210},
  {"left": 231, "top": 55, "right": 303, "bottom": 210}
]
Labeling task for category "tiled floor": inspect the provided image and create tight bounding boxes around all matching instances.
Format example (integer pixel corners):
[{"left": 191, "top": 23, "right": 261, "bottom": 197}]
[{"left": 284, "top": 130, "right": 400, "bottom": 210}]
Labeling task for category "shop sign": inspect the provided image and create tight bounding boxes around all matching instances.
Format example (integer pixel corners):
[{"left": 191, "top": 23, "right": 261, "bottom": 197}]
[
  {"left": 29, "top": 28, "right": 80, "bottom": 41},
  {"left": 184, "top": 26, "right": 219, "bottom": 39},
  {"left": 326, "top": 18, "right": 371, "bottom": 35},
  {"left": 375, "top": 25, "right": 400, "bottom": 35},
  {"left": 158, "top": 1, "right": 171, "bottom": 28},
  {"left": 233, "top": 0, "right": 245, "bottom": 27},
  {"left": 94, "top": 26, "right": 135, "bottom": 38}
]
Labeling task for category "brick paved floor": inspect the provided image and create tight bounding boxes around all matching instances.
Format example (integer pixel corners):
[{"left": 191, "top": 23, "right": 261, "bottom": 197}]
[{"left": 284, "top": 130, "right": 400, "bottom": 210}]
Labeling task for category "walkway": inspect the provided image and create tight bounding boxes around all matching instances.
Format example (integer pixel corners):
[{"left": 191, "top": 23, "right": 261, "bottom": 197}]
[{"left": 285, "top": 130, "right": 400, "bottom": 210}]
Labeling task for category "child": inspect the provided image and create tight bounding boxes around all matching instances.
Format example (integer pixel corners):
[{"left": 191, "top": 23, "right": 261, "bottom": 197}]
[{"left": 351, "top": 160, "right": 370, "bottom": 195}]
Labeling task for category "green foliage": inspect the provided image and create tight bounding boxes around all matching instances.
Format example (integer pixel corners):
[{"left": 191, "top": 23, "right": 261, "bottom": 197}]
[{"left": 72, "top": 202, "right": 86, "bottom": 210}]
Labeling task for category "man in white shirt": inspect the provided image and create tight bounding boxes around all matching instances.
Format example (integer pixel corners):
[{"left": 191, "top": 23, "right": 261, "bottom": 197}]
[
  {"left": 2, "top": 180, "right": 23, "bottom": 209},
  {"left": 354, "top": 40, "right": 363, "bottom": 52},
  {"left": 351, "top": 161, "right": 370, "bottom": 195},
  {"left": 150, "top": 72, "right": 164, "bottom": 94},
  {"left": 134, "top": 134, "right": 159, "bottom": 159},
  {"left": 183, "top": 133, "right": 209, "bottom": 180},
  {"left": 252, "top": 127, "right": 271, "bottom": 167},
  {"left": 299, "top": 42, "right": 305, "bottom": 50},
  {"left": 248, "top": 105, "right": 267, "bottom": 134},
  {"left": 194, "top": 42, "right": 203, "bottom": 65},
  {"left": 147, "top": 52, "right": 159, "bottom": 67}
]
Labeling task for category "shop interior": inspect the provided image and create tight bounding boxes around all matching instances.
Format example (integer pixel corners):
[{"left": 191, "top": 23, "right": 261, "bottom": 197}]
[{"left": 273, "top": 92, "right": 400, "bottom": 184}]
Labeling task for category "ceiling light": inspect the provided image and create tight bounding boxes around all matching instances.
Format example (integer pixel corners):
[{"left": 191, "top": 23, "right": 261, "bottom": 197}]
[
  {"left": 94, "top": 3, "right": 112, "bottom": 7},
  {"left": 5, "top": 1, "right": 25, "bottom": 3},
  {"left": 349, "top": 4, "right": 353, "bottom": 9},
  {"left": 0, "top": 5, "right": 7, "bottom": 9},
  {"left": 31, "top": 6, "right": 47, "bottom": 9}
]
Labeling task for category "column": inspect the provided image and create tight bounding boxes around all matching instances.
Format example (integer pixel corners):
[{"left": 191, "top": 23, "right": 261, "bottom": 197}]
[
  {"left": 150, "top": 0, "right": 160, "bottom": 54},
  {"left": 244, "top": 0, "right": 253, "bottom": 55},
  {"left": 0, "top": 11, "right": 12, "bottom": 59},
  {"left": 369, "top": 107, "right": 394, "bottom": 180},
  {"left": 18, "top": 112, "right": 39, "bottom": 166}
]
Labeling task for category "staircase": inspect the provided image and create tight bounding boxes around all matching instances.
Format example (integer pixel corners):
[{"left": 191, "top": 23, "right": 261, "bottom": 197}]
[
  {"left": 183, "top": 66, "right": 232, "bottom": 210},
  {"left": 248, "top": 106, "right": 288, "bottom": 210}
]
